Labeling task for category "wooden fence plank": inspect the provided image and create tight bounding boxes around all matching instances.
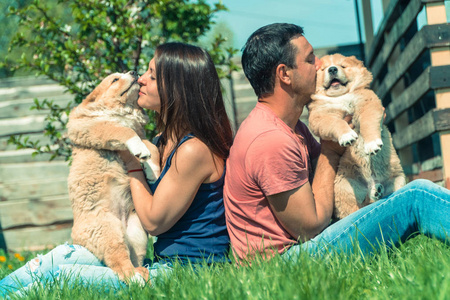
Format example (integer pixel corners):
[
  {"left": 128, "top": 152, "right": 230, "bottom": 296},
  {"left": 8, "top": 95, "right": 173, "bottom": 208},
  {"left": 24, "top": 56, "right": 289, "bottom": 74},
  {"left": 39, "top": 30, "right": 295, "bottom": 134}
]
[
  {"left": 393, "top": 108, "right": 450, "bottom": 149},
  {"left": 366, "top": 0, "right": 401, "bottom": 65},
  {"left": 0, "top": 161, "right": 69, "bottom": 182},
  {"left": 367, "top": 0, "right": 445, "bottom": 65},
  {"left": 385, "top": 65, "right": 450, "bottom": 124},
  {"left": 2, "top": 223, "right": 72, "bottom": 252},
  {"left": 430, "top": 65, "right": 450, "bottom": 89},
  {"left": 0, "top": 84, "right": 68, "bottom": 102},
  {"left": 376, "top": 30, "right": 427, "bottom": 99},
  {"left": 393, "top": 109, "right": 435, "bottom": 149},
  {"left": 370, "top": 0, "right": 423, "bottom": 80},
  {"left": 0, "top": 196, "right": 72, "bottom": 229},
  {"left": 376, "top": 26, "right": 450, "bottom": 100},
  {"left": 0, "top": 149, "right": 67, "bottom": 164},
  {"left": 0, "top": 115, "right": 47, "bottom": 137},
  {"left": 385, "top": 66, "right": 430, "bottom": 123},
  {"left": 0, "top": 177, "right": 68, "bottom": 201},
  {"left": 434, "top": 108, "right": 450, "bottom": 131},
  {"left": 0, "top": 133, "right": 53, "bottom": 151},
  {"left": 0, "top": 96, "right": 73, "bottom": 119}
]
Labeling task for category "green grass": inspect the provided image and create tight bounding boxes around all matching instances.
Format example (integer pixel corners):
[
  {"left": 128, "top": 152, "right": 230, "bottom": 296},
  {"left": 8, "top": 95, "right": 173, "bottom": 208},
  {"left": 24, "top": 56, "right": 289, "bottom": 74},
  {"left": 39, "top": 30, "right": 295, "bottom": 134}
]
[{"left": 1, "top": 235, "right": 449, "bottom": 299}]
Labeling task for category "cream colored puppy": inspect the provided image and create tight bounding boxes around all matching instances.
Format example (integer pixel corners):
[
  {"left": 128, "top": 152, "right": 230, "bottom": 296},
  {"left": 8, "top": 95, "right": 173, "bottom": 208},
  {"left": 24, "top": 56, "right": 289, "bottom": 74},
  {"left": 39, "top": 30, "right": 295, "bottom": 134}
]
[
  {"left": 308, "top": 54, "right": 405, "bottom": 219},
  {"left": 67, "top": 71, "right": 160, "bottom": 285}
]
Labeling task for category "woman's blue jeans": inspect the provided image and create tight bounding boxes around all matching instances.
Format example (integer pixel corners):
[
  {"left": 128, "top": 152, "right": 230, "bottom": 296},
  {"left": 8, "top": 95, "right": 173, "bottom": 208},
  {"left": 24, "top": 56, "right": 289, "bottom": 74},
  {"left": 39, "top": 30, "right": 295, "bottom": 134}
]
[
  {"left": 0, "top": 243, "right": 172, "bottom": 297},
  {"left": 283, "top": 179, "right": 450, "bottom": 260}
]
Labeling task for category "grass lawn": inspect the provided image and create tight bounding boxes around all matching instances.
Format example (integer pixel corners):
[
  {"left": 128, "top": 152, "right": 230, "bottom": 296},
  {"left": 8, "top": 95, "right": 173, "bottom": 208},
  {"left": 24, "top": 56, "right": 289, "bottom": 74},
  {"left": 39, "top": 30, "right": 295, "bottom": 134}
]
[{"left": 0, "top": 235, "right": 449, "bottom": 299}]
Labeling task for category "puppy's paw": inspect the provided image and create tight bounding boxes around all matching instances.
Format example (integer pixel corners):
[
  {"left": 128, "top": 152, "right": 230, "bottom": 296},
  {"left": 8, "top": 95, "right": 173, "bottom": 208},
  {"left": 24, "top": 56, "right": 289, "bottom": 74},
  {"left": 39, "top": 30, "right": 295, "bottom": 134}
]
[
  {"left": 128, "top": 273, "right": 146, "bottom": 287},
  {"left": 339, "top": 130, "right": 358, "bottom": 147},
  {"left": 126, "top": 136, "right": 152, "bottom": 160},
  {"left": 364, "top": 139, "right": 383, "bottom": 155},
  {"left": 126, "top": 267, "right": 149, "bottom": 287},
  {"left": 141, "top": 160, "right": 160, "bottom": 183},
  {"left": 369, "top": 183, "right": 384, "bottom": 201}
]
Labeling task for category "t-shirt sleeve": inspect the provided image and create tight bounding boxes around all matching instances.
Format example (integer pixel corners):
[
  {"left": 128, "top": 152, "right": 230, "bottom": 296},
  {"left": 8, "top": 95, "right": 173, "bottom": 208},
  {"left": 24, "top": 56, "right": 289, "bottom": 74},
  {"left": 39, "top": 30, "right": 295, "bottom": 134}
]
[{"left": 245, "top": 130, "right": 309, "bottom": 196}]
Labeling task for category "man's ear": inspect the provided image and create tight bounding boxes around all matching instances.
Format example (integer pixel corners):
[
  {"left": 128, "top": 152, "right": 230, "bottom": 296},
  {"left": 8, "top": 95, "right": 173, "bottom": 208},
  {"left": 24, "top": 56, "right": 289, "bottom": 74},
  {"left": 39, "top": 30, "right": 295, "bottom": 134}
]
[{"left": 276, "top": 64, "right": 291, "bottom": 85}]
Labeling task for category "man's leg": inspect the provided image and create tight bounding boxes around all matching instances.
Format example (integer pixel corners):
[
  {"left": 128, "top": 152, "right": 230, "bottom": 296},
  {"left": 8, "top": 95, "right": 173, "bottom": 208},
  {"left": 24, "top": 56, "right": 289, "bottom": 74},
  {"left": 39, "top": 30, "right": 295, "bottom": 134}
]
[{"left": 284, "top": 179, "right": 450, "bottom": 260}]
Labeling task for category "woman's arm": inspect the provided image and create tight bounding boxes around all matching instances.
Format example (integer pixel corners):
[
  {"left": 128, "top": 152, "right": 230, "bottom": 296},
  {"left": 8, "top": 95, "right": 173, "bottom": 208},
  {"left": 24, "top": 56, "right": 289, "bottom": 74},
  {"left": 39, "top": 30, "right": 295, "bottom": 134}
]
[{"left": 120, "top": 138, "right": 221, "bottom": 236}]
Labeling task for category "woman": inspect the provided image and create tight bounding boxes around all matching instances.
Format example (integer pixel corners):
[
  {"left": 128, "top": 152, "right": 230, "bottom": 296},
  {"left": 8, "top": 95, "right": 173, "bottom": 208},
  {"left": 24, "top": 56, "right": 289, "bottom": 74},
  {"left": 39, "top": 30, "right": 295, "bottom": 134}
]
[{"left": 0, "top": 42, "right": 233, "bottom": 296}]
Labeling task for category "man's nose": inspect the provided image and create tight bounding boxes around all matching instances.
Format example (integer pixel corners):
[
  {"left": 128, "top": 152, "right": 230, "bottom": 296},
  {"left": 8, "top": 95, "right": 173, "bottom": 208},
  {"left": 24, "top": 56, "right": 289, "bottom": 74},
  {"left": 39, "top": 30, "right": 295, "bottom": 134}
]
[{"left": 315, "top": 56, "right": 322, "bottom": 71}]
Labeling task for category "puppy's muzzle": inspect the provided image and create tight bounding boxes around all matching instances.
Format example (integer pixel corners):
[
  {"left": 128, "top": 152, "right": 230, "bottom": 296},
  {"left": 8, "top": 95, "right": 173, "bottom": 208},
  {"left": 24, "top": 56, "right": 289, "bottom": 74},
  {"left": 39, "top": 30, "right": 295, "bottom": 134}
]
[
  {"left": 128, "top": 71, "right": 138, "bottom": 79},
  {"left": 121, "top": 71, "right": 139, "bottom": 96},
  {"left": 328, "top": 66, "right": 338, "bottom": 76}
]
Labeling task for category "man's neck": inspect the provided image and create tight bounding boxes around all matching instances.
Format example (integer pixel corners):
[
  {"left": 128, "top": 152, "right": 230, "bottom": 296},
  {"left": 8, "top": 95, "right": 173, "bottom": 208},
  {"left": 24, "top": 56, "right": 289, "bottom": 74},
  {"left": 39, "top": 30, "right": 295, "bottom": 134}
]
[{"left": 259, "top": 94, "right": 305, "bottom": 130}]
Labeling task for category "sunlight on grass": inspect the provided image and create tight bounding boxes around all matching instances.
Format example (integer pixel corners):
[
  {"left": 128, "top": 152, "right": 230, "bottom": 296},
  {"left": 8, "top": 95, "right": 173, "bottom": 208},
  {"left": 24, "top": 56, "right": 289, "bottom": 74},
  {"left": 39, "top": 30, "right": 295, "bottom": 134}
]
[{"left": 1, "top": 236, "right": 448, "bottom": 299}]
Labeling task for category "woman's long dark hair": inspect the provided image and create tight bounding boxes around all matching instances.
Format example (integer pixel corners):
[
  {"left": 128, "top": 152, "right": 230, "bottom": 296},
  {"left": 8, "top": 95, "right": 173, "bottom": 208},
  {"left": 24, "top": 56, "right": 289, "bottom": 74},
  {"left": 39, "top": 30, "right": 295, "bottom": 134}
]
[{"left": 154, "top": 42, "right": 233, "bottom": 162}]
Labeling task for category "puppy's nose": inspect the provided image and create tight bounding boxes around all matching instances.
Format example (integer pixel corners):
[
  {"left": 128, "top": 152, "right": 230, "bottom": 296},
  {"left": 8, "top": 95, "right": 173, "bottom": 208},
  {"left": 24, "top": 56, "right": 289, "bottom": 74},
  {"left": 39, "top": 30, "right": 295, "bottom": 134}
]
[
  {"left": 128, "top": 71, "right": 137, "bottom": 76},
  {"left": 328, "top": 66, "right": 338, "bottom": 76}
]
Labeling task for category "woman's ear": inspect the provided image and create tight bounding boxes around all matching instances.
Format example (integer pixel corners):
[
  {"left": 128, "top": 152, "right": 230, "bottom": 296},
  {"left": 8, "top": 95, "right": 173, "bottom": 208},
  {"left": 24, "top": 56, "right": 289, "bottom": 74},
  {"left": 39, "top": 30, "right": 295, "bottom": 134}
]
[{"left": 276, "top": 64, "right": 291, "bottom": 85}]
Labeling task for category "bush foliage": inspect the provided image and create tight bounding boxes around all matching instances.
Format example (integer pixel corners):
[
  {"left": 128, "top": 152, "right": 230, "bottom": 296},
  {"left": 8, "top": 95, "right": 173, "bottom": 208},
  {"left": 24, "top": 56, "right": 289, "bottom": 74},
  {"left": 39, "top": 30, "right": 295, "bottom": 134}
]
[{"left": 4, "top": 0, "right": 238, "bottom": 161}]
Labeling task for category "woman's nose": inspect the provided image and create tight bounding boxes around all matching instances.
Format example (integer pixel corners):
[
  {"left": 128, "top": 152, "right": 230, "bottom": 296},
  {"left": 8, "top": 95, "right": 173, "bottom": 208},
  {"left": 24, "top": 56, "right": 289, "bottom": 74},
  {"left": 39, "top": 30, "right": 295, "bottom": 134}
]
[{"left": 137, "top": 75, "right": 145, "bottom": 85}]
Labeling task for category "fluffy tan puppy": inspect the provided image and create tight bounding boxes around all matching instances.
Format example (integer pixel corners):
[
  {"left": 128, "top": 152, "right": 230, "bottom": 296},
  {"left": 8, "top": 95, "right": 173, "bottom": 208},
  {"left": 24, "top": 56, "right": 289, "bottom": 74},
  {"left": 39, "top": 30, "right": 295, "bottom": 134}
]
[
  {"left": 308, "top": 54, "right": 406, "bottom": 219},
  {"left": 67, "top": 71, "right": 160, "bottom": 285}
]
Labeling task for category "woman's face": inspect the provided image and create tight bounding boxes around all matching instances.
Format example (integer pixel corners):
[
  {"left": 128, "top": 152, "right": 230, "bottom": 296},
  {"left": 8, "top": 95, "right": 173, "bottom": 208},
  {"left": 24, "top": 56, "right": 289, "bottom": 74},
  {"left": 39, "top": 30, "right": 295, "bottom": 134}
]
[{"left": 137, "top": 58, "right": 160, "bottom": 112}]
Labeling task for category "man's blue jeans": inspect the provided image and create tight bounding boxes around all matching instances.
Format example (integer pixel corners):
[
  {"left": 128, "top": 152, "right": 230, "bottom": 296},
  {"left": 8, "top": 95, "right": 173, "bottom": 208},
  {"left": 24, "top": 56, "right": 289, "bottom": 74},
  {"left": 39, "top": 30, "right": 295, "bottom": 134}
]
[
  {"left": 0, "top": 243, "right": 172, "bottom": 297},
  {"left": 283, "top": 179, "right": 450, "bottom": 260}
]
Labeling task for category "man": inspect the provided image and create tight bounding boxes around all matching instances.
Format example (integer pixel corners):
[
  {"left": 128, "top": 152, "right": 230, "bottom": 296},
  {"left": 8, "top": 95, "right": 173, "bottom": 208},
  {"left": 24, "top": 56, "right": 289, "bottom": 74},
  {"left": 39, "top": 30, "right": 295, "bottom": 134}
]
[{"left": 224, "top": 23, "right": 450, "bottom": 262}]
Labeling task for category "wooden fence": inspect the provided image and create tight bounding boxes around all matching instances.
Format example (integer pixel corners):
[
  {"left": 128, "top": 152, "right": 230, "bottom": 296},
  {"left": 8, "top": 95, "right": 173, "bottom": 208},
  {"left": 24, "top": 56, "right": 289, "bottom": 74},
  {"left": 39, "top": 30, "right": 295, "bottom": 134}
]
[
  {"left": 363, "top": 0, "right": 450, "bottom": 187},
  {"left": 0, "top": 77, "right": 73, "bottom": 252}
]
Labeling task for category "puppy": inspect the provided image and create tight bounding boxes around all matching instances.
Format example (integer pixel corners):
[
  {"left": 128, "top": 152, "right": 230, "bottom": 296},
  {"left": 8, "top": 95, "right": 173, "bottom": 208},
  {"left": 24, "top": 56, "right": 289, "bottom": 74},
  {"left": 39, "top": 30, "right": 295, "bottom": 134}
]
[
  {"left": 67, "top": 71, "right": 160, "bottom": 284},
  {"left": 308, "top": 54, "right": 405, "bottom": 219}
]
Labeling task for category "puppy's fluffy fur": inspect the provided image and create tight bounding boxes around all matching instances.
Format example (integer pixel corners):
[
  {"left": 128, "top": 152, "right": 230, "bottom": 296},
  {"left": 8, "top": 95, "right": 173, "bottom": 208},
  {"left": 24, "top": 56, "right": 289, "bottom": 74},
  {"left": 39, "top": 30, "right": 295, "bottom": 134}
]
[
  {"left": 67, "top": 71, "right": 160, "bottom": 284},
  {"left": 308, "top": 54, "right": 405, "bottom": 219}
]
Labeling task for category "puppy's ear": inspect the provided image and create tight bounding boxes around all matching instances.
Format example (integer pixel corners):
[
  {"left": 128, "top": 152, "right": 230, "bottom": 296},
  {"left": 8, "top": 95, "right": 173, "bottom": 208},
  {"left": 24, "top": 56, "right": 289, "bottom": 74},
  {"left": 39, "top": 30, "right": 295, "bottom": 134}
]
[
  {"left": 81, "top": 89, "right": 98, "bottom": 106},
  {"left": 361, "top": 68, "right": 373, "bottom": 88},
  {"left": 348, "top": 56, "right": 364, "bottom": 67}
]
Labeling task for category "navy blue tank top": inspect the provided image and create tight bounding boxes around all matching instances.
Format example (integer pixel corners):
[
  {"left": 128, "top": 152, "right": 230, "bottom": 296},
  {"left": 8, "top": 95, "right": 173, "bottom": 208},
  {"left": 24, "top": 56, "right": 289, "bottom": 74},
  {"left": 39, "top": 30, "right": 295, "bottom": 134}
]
[{"left": 148, "top": 134, "right": 230, "bottom": 264}]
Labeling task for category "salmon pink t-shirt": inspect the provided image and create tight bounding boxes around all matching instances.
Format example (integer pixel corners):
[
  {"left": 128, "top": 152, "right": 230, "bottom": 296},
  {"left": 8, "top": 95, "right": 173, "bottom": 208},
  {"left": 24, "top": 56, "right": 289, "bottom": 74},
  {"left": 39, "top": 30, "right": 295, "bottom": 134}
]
[{"left": 224, "top": 102, "right": 321, "bottom": 261}]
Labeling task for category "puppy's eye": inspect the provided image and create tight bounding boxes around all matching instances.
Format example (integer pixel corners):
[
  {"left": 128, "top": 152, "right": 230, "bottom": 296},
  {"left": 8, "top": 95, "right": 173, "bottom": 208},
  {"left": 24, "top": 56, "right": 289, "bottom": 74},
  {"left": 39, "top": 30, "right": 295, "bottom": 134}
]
[
  {"left": 341, "top": 65, "right": 347, "bottom": 69},
  {"left": 111, "top": 78, "right": 119, "bottom": 84}
]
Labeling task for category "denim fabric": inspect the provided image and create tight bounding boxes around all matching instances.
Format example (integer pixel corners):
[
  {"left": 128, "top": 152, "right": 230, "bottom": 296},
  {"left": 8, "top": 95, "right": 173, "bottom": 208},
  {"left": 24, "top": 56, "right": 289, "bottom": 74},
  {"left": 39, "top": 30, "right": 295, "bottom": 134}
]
[
  {"left": 0, "top": 243, "right": 173, "bottom": 298},
  {"left": 283, "top": 179, "right": 450, "bottom": 260}
]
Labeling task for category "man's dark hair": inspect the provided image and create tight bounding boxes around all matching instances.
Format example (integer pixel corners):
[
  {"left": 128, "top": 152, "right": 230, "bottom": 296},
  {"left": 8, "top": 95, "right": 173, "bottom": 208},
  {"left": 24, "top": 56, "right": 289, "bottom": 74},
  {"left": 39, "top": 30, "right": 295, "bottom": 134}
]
[{"left": 241, "top": 23, "right": 304, "bottom": 98}]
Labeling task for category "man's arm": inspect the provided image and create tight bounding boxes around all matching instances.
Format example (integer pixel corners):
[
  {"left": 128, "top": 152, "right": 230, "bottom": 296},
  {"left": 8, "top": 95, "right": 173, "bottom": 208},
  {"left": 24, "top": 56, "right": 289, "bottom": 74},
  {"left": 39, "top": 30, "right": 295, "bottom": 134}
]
[{"left": 267, "top": 139, "right": 343, "bottom": 242}]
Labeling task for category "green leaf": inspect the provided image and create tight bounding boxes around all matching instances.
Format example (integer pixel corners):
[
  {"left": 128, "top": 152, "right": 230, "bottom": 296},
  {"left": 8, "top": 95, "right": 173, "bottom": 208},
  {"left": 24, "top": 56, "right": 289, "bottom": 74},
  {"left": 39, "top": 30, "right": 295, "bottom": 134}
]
[{"left": 4, "top": 0, "right": 238, "bottom": 161}]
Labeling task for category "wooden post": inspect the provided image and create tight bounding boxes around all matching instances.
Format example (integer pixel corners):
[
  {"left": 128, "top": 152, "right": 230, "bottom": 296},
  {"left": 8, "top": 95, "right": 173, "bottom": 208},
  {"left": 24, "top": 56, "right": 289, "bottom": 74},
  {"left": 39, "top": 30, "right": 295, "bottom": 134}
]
[
  {"left": 426, "top": 1, "right": 450, "bottom": 188},
  {"left": 361, "top": 0, "right": 374, "bottom": 53},
  {"left": 389, "top": 44, "right": 413, "bottom": 174},
  {"left": 382, "top": 0, "right": 391, "bottom": 13}
]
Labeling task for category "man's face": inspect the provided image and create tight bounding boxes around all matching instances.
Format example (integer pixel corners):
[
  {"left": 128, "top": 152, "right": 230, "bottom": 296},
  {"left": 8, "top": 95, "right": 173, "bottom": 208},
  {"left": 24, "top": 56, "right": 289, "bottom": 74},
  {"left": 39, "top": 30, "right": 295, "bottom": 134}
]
[{"left": 287, "top": 36, "right": 321, "bottom": 103}]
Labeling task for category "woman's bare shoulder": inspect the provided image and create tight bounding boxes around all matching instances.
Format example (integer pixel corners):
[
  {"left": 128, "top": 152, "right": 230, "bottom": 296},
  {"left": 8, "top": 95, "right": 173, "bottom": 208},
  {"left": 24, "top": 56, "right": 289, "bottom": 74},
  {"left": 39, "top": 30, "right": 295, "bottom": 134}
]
[{"left": 176, "top": 137, "right": 212, "bottom": 164}]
